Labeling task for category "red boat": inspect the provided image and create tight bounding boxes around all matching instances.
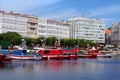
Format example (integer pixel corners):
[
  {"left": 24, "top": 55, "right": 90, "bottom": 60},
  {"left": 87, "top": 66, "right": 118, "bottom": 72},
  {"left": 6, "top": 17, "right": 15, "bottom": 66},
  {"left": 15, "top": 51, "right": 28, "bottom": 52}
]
[
  {"left": 0, "top": 54, "right": 12, "bottom": 61},
  {"left": 77, "top": 49, "right": 98, "bottom": 58},
  {"left": 78, "top": 54, "right": 97, "bottom": 58},
  {"left": 0, "top": 50, "right": 12, "bottom": 61},
  {"left": 36, "top": 48, "right": 78, "bottom": 60}
]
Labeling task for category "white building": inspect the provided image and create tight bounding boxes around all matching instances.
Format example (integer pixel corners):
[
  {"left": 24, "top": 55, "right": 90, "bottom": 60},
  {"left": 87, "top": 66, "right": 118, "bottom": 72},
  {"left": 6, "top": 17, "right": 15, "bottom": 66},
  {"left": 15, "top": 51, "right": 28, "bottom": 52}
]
[
  {"left": 111, "top": 23, "right": 120, "bottom": 46},
  {"left": 38, "top": 18, "right": 70, "bottom": 39},
  {"left": 27, "top": 15, "right": 38, "bottom": 38},
  {"left": 0, "top": 11, "right": 27, "bottom": 37},
  {"left": 0, "top": 11, "right": 70, "bottom": 39},
  {"left": 68, "top": 17, "right": 105, "bottom": 43},
  {"left": 37, "top": 18, "right": 47, "bottom": 37}
]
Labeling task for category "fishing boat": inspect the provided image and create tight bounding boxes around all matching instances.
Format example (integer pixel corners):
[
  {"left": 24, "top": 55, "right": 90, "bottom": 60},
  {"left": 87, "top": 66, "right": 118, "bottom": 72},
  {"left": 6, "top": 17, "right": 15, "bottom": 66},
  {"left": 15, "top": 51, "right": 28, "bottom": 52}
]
[
  {"left": 97, "top": 51, "right": 112, "bottom": 58},
  {"left": 0, "top": 50, "right": 12, "bottom": 61},
  {"left": 7, "top": 50, "right": 42, "bottom": 60},
  {"left": 36, "top": 48, "right": 78, "bottom": 60},
  {"left": 97, "top": 54, "right": 112, "bottom": 58},
  {"left": 77, "top": 48, "right": 98, "bottom": 58}
]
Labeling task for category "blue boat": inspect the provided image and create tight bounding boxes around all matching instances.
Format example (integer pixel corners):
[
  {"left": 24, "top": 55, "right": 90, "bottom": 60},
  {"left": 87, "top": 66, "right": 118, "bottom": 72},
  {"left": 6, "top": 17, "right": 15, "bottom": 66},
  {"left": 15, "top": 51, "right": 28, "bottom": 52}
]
[{"left": 7, "top": 50, "right": 42, "bottom": 60}]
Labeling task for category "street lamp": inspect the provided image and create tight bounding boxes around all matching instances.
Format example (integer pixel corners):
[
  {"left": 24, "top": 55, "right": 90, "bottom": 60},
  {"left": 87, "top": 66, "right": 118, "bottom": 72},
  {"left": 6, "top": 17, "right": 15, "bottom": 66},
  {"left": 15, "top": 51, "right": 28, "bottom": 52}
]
[
  {"left": 21, "top": 38, "right": 27, "bottom": 50},
  {"left": 41, "top": 39, "right": 45, "bottom": 48}
]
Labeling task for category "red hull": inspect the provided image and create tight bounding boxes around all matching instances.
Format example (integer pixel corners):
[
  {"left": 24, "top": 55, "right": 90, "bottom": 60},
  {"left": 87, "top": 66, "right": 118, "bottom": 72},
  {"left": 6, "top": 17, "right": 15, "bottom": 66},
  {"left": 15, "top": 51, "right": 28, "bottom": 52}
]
[
  {"left": 0, "top": 55, "right": 12, "bottom": 61},
  {"left": 0, "top": 58, "right": 12, "bottom": 61},
  {"left": 78, "top": 54, "right": 97, "bottom": 58},
  {"left": 42, "top": 54, "right": 77, "bottom": 60}
]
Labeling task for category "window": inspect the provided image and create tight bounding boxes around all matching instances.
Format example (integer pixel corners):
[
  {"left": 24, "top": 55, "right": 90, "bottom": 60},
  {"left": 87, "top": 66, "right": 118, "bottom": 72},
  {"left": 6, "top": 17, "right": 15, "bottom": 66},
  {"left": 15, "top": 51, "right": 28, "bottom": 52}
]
[
  {"left": 45, "top": 50, "right": 50, "bottom": 54},
  {"left": 30, "top": 28, "right": 35, "bottom": 30}
]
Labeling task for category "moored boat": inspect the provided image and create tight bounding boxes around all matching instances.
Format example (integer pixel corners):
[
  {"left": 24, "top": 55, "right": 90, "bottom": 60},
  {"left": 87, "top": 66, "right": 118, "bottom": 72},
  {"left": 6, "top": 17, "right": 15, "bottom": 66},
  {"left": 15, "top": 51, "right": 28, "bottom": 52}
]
[
  {"left": 77, "top": 54, "right": 97, "bottom": 58},
  {"left": 95, "top": 50, "right": 112, "bottom": 58},
  {"left": 37, "top": 48, "right": 78, "bottom": 60},
  {"left": 97, "top": 53, "right": 112, "bottom": 58},
  {"left": 77, "top": 49, "right": 97, "bottom": 58},
  {"left": 0, "top": 50, "right": 12, "bottom": 61},
  {"left": 7, "top": 50, "right": 42, "bottom": 60}
]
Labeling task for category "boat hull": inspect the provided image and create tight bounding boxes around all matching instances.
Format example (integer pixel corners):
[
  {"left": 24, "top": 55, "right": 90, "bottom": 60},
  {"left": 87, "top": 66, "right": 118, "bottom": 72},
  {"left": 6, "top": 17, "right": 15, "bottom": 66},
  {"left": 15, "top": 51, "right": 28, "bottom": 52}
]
[
  {"left": 0, "top": 55, "right": 12, "bottom": 61},
  {"left": 97, "top": 54, "right": 112, "bottom": 58},
  {"left": 78, "top": 54, "right": 97, "bottom": 58},
  {"left": 41, "top": 54, "right": 77, "bottom": 60},
  {"left": 7, "top": 54, "right": 42, "bottom": 60}
]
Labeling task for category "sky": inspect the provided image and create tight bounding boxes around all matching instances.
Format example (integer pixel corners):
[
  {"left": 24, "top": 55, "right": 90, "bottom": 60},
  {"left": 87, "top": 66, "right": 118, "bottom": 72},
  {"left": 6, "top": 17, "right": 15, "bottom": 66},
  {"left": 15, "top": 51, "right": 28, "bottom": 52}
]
[{"left": 0, "top": 0, "right": 120, "bottom": 28}]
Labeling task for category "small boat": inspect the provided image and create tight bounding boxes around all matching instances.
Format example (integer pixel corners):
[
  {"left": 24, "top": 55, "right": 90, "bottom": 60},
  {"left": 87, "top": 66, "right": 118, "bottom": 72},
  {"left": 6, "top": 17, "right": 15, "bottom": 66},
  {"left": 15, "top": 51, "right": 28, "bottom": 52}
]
[
  {"left": 77, "top": 54, "right": 97, "bottom": 58},
  {"left": 96, "top": 50, "right": 112, "bottom": 58},
  {"left": 0, "top": 50, "right": 12, "bottom": 61},
  {"left": 7, "top": 50, "right": 42, "bottom": 60},
  {"left": 77, "top": 49, "right": 97, "bottom": 58},
  {"left": 97, "top": 53, "right": 112, "bottom": 58}
]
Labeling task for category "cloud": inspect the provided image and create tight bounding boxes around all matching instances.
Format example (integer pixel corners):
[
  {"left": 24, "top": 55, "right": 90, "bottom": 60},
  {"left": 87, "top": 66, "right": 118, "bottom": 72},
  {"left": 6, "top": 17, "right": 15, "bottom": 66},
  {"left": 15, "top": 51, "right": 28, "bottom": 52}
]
[
  {"left": 89, "top": 5, "right": 120, "bottom": 16},
  {"left": 0, "top": 0, "right": 62, "bottom": 12}
]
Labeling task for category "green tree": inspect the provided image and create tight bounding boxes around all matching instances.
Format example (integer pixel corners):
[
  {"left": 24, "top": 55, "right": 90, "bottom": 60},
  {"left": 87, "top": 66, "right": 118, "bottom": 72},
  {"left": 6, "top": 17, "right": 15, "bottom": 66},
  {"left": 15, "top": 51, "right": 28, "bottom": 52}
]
[
  {"left": 46, "top": 37, "right": 57, "bottom": 46},
  {"left": 26, "top": 38, "right": 37, "bottom": 48},
  {"left": 37, "top": 36, "right": 45, "bottom": 45},
  {"left": 0, "top": 32, "right": 22, "bottom": 45},
  {"left": 60, "top": 38, "right": 67, "bottom": 47}
]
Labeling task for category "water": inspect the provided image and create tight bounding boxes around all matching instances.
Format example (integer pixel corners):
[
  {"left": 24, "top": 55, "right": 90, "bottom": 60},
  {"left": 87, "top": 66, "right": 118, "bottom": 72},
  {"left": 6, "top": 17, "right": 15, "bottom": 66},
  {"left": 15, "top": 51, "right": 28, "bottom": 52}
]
[{"left": 0, "top": 56, "right": 120, "bottom": 80}]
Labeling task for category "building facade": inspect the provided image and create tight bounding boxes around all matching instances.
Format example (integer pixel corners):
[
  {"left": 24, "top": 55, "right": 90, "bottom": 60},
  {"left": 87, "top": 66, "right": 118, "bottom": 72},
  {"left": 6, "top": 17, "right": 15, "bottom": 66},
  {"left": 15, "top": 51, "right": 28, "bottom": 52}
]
[
  {"left": 0, "top": 11, "right": 70, "bottom": 39},
  {"left": 37, "top": 18, "right": 47, "bottom": 37},
  {"left": 38, "top": 18, "right": 70, "bottom": 39},
  {"left": 105, "top": 29, "right": 111, "bottom": 46},
  {"left": 27, "top": 15, "right": 38, "bottom": 38},
  {"left": 111, "top": 23, "right": 120, "bottom": 46},
  {"left": 0, "top": 11, "right": 27, "bottom": 37},
  {"left": 68, "top": 17, "right": 105, "bottom": 43}
]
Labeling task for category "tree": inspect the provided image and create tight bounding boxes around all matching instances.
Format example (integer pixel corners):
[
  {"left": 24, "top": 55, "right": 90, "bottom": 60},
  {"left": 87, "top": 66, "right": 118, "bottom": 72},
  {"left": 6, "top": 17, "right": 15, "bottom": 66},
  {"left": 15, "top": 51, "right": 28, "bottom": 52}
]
[
  {"left": 46, "top": 37, "right": 57, "bottom": 46},
  {"left": 26, "top": 38, "right": 37, "bottom": 48},
  {"left": 0, "top": 32, "right": 22, "bottom": 45},
  {"left": 37, "top": 36, "right": 45, "bottom": 45}
]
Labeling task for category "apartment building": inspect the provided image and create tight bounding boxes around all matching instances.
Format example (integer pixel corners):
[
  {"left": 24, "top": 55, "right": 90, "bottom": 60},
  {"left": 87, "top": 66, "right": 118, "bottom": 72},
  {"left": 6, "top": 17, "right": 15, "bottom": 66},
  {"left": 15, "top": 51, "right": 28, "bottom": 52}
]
[
  {"left": 105, "top": 29, "right": 111, "bottom": 45},
  {"left": 27, "top": 15, "right": 38, "bottom": 38},
  {"left": 0, "top": 11, "right": 27, "bottom": 37},
  {"left": 111, "top": 23, "right": 120, "bottom": 46},
  {"left": 68, "top": 17, "right": 105, "bottom": 43},
  {"left": 37, "top": 18, "right": 47, "bottom": 37},
  {"left": 38, "top": 18, "right": 70, "bottom": 39}
]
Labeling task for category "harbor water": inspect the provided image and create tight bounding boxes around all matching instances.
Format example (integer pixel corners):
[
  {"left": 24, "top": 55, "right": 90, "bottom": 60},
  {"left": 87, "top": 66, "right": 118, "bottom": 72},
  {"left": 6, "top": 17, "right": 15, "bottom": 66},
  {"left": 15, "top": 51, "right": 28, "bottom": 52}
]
[{"left": 0, "top": 55, "right": 120, "bottom": 80}]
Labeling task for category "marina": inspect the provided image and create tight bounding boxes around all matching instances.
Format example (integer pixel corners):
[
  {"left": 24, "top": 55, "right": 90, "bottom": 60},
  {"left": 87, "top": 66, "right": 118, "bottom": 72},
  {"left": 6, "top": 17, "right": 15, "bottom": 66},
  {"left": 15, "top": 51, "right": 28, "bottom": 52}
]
[{"left": 0, "top": 0, "right": 120, "bottom": 80}]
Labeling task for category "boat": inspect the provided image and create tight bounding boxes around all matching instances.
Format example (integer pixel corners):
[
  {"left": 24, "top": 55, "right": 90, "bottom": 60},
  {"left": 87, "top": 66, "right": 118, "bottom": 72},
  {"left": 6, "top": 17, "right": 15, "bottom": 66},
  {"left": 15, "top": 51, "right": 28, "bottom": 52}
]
[
  {"left": 77, "top": 49, "right": 97, "bottom": 58},
  {"left": 97, "top": 51, "right": 112, "bottom": 58},
  {"left": 77, "top": 54, "right": 97, "bottom": 58},
  {"left": 7, "top": 50, "right": 42, "bottom": 60},
  {"left": 97, "top": 54, "right": 112, "bottom": 58},
  {"left": 0, "top": 50, "right": 12, "bottom": 61},
  {"left": 36, "top": 48, "right": 78, "bottom": 60}
]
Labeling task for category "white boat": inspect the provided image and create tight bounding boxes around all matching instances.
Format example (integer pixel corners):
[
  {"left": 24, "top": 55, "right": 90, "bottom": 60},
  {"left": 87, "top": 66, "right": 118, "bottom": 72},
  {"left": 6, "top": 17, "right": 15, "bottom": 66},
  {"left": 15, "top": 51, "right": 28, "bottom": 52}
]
[
  {"left": 7, "top": 50, "right": 42, "bottom": 60},
  {"left": 97, "top": 53, "right": 112, "bottom": 58},
  {"left": 7, "top": 54, "right": 42, "bottom": 60}
]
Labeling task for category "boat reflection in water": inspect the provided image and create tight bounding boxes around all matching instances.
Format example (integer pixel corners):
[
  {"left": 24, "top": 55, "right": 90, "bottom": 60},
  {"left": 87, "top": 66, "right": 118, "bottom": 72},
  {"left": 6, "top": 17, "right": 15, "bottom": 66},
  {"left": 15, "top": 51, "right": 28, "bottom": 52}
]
[
  {"left": 0, "top": 62, "right": 4, "bottom": 69},
  {"left": 0, "top": 60, "right": 78, "bottom": 71},
  {"left": 0, "top": 57, "right": 120, "bottom": 80}
]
